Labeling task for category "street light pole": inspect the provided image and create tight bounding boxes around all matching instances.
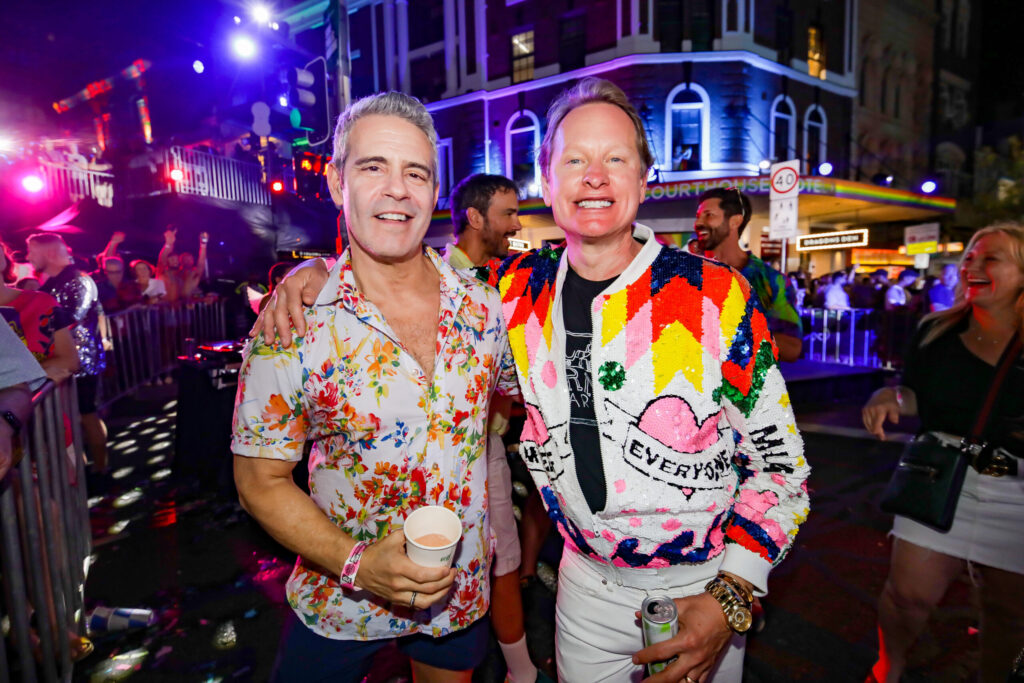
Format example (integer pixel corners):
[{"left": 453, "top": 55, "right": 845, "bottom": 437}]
[{"left": 325, "top": 1, "right": 351, "bottom": 119}]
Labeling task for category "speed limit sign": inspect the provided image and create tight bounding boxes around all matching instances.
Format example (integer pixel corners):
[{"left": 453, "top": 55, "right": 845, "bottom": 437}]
[{"left": 769, "top": 160, "right": 800, "bottom": 200}]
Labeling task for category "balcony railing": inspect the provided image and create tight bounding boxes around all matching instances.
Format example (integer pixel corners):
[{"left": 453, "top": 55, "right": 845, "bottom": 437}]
[
  {"left": 39, "top": 161, "right": 115, "bottom": 207},
  {"left": 164, "top": 146, "right": 269, "bottom": 205}
]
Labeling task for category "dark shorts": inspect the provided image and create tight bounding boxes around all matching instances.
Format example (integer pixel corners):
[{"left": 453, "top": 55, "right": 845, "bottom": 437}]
[
  {"left": 75, "top": 375, "right": 99, "bottom": 415},
  {"left": 270, "top": 609, "right": 491, "bottom": 683}
]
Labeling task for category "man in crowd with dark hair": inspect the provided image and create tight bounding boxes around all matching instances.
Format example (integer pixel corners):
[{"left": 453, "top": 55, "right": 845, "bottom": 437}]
[
  {"left": 446, "top": 174, "right": 522, "bottom": 273},
  {"left": 26, "top": 233, "right": 109, "bottom": 475},
  {"left": 93, "top": 255, "right": 140, "bottom": 313},
  {"left": 885, "top": 267, "right": 919, "bottom": 310},
  {"left": 444, "top": 173, "right": 550, "bottom": 682},
  {"left": 690, "top": 187, "right": 804, "bottom": 362},
  {"left": 823, "top": 271, "right": 852, "bottom": 311},
  {"left": 926, "top": 262, "right": 958, "bottom": 312}
]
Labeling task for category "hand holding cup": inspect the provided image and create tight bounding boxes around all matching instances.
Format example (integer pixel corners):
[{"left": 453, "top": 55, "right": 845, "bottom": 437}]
[
  {"left": 354, "top": 528, "right": 455, "bottom": 610},
  {"left": 403, "top": 505, "right": 463, "bottom": 568}
]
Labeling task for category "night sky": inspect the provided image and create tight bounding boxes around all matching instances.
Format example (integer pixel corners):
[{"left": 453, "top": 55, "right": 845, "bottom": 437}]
[{"left": 0, "top": 0, "right": 306, "bottom": 139}]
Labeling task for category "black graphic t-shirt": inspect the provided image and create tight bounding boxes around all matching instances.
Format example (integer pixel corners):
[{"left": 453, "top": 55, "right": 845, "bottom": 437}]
[{"left": 562, "top": 266, "right": 617, "bottom": 513}]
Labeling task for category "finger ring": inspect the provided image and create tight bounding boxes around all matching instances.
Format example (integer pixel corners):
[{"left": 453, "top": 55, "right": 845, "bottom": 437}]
[
  {"left": 684, "top": 677, "right": 696, "bottom": 683},
  {"left": 409, "top": 591, "right": 418, "bottom": 609}
]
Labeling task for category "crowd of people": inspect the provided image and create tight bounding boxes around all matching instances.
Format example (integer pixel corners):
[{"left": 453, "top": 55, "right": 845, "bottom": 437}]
[
  {"left": 793, "top": 261, "right": 960, "bottom": 316},
  {"left": 2, "top": 74, "right": 1021, "bottom": 682},
  {"left": 0, "top": 223, "right": 222, "bottom": 484},
  {"left": 237, "top": 77, "right": 1022, "bottom": 683}
]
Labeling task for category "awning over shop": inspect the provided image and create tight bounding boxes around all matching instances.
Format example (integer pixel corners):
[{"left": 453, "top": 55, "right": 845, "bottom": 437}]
[{"left": 425, "top": 175, "right": 956, "bottom": 246}]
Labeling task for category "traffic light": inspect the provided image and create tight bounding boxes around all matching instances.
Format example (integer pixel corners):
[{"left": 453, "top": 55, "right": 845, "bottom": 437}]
[
  {"left": 295, "top": 151, "right": 325, "bottom": 199},
  {"left": 287, "top": 56, "right": 330, "bottom": 147}
]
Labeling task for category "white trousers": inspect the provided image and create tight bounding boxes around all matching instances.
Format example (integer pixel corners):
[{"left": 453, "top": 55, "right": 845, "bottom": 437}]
[
  {"left": 554, "top": 550, "right": 745, "bottom": 683},
  {"left": 487, "top": 432, "right": 521, "bottom": 577}
]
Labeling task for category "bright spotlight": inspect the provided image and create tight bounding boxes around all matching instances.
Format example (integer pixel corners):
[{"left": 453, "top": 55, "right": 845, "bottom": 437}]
[
  {"left": 758, "top": 159, "right": 771, "bottom": 171},
  {"left": 169, "top": 168, "right": 184, "bottom": 182},
  {"left": 192, "top": 60, "right": 205, "bottom": 74},
  {"left": 271, "top": 22, "right": 280, "bottom": 31},
  {"left": 251, "top": 5, "right": 271, "bottom": 23},
  {"left": 232, "top": 35, "right": 257, "bottom": 59},
  {"left": 233, "top": 15, "right": 241, "bottom": 24},
  {"left": 278, "top": 94, "right": 288, "bottom": 107},
  {"left": 817, "top": 161, "right": 833, "bottom": 176},
  {"left": 920, "top": 180, "right": 937, "bottom": 194},
  {"left": 885, "top": 174, "right": 894, "bottom": 185},
  {"left": 270, "top": 180, "right": 284, "bottom": 193},
  {"left": 21, "top": 174, "right": 44, "bottom": 193},
  {"left": 527, "top": 182, "right": 540, "bottom": 197},
  {"left": 0, "top": 136, "right": 14, "bottom": 152}
]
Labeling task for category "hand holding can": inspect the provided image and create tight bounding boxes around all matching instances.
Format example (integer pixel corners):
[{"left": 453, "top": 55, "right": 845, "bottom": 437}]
[{"left": 640, "top": 596, "right": 679, "bottom": 675}]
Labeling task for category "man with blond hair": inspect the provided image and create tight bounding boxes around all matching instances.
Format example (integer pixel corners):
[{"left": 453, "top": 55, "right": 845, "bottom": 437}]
[{"left": 258, "top": 78, "right": 809, "bottom": 682}]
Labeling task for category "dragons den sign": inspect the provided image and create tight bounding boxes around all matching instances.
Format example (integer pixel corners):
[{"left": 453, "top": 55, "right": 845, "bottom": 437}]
[{"left": 796, "top": 228, "right": 869, "bottom": 251}]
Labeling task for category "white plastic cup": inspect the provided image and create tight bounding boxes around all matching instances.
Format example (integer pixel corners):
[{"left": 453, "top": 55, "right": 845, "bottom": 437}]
[{"left": 403, "top": 505, "right": 462, "bottom": 567}]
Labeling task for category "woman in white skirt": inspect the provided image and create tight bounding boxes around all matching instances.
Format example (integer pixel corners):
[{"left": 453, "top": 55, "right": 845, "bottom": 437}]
[{"left": 862, "top": 223, "right": 1024, "bottom": 683}]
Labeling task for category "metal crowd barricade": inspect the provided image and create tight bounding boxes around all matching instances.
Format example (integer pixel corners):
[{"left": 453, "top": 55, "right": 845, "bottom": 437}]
[
  {"left": 0, "top": 378, "right": 90, "bottom": 683},
  {"left": 98, "top": 299, "right": 227, "bottom": 410},
  {"left": 803, "top": 307, "right": 880, "bottom": 367},
  {"left": 802, "top": 307, "right": 919, "bottom": 369}
]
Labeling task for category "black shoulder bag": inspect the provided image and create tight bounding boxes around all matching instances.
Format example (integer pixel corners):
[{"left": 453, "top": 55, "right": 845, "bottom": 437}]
[{"left": 879, "top": 332, "right": 1022, "bottom": 531}]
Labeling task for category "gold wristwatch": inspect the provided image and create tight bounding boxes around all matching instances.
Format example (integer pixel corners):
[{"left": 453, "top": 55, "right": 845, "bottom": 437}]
[{"left": 704, "top": 577, "right": 753, "bottom": 634}]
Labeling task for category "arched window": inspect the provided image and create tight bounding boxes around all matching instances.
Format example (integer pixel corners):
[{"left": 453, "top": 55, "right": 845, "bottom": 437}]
[
  {"left": 803, "top": 105, "right": 827, "bottom": 173},
  {"left": 663, "top": 83, "right": 710, "bottom": 172},
  {"left": 504, "top": 110, "right": 541, "bottom": 196},
  {"left": 769, "top": 95, "right": 796, "bottom": 161}
]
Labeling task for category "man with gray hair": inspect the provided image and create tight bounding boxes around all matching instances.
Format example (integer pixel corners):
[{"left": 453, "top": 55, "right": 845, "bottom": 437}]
[{"left": 232, "top": 91, "right": 518, "bottom": 682}]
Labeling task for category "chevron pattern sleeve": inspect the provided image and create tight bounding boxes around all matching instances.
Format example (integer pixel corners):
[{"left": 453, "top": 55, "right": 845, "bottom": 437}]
[{"left": 713, "top": 269, "right": 810, "bottom": 595}]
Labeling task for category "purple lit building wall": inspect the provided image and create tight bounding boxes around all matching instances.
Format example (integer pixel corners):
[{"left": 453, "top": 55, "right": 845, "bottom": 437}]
[{"left": 330, "top": 0, "right": 857, "bottom": 212}]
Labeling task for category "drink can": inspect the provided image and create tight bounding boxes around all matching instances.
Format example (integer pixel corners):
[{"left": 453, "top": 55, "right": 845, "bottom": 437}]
[
  {"left": 86, "top": 606, "right": 156, "bottom": 634},
  {"left": 641, "top": 596, "right": 679, "bottom": 675}
]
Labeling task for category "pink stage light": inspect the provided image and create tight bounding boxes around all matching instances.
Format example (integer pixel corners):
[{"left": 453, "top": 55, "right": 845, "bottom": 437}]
[
  {"left": 169, "top": 168, "right": 184, "bottom": 182},
  {"left": 21, "top": 174, "right": 44, "bottom": 193}
]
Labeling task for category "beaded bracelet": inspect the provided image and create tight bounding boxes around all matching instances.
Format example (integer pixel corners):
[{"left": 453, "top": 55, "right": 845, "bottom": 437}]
[{"left": 339, "top": 541, "right": 370, "bottom": 590}]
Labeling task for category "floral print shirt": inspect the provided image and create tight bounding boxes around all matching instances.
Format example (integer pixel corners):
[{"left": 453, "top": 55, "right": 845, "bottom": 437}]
[{"left": 231, "top": 247, "right": 518, "bottom": 641}]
